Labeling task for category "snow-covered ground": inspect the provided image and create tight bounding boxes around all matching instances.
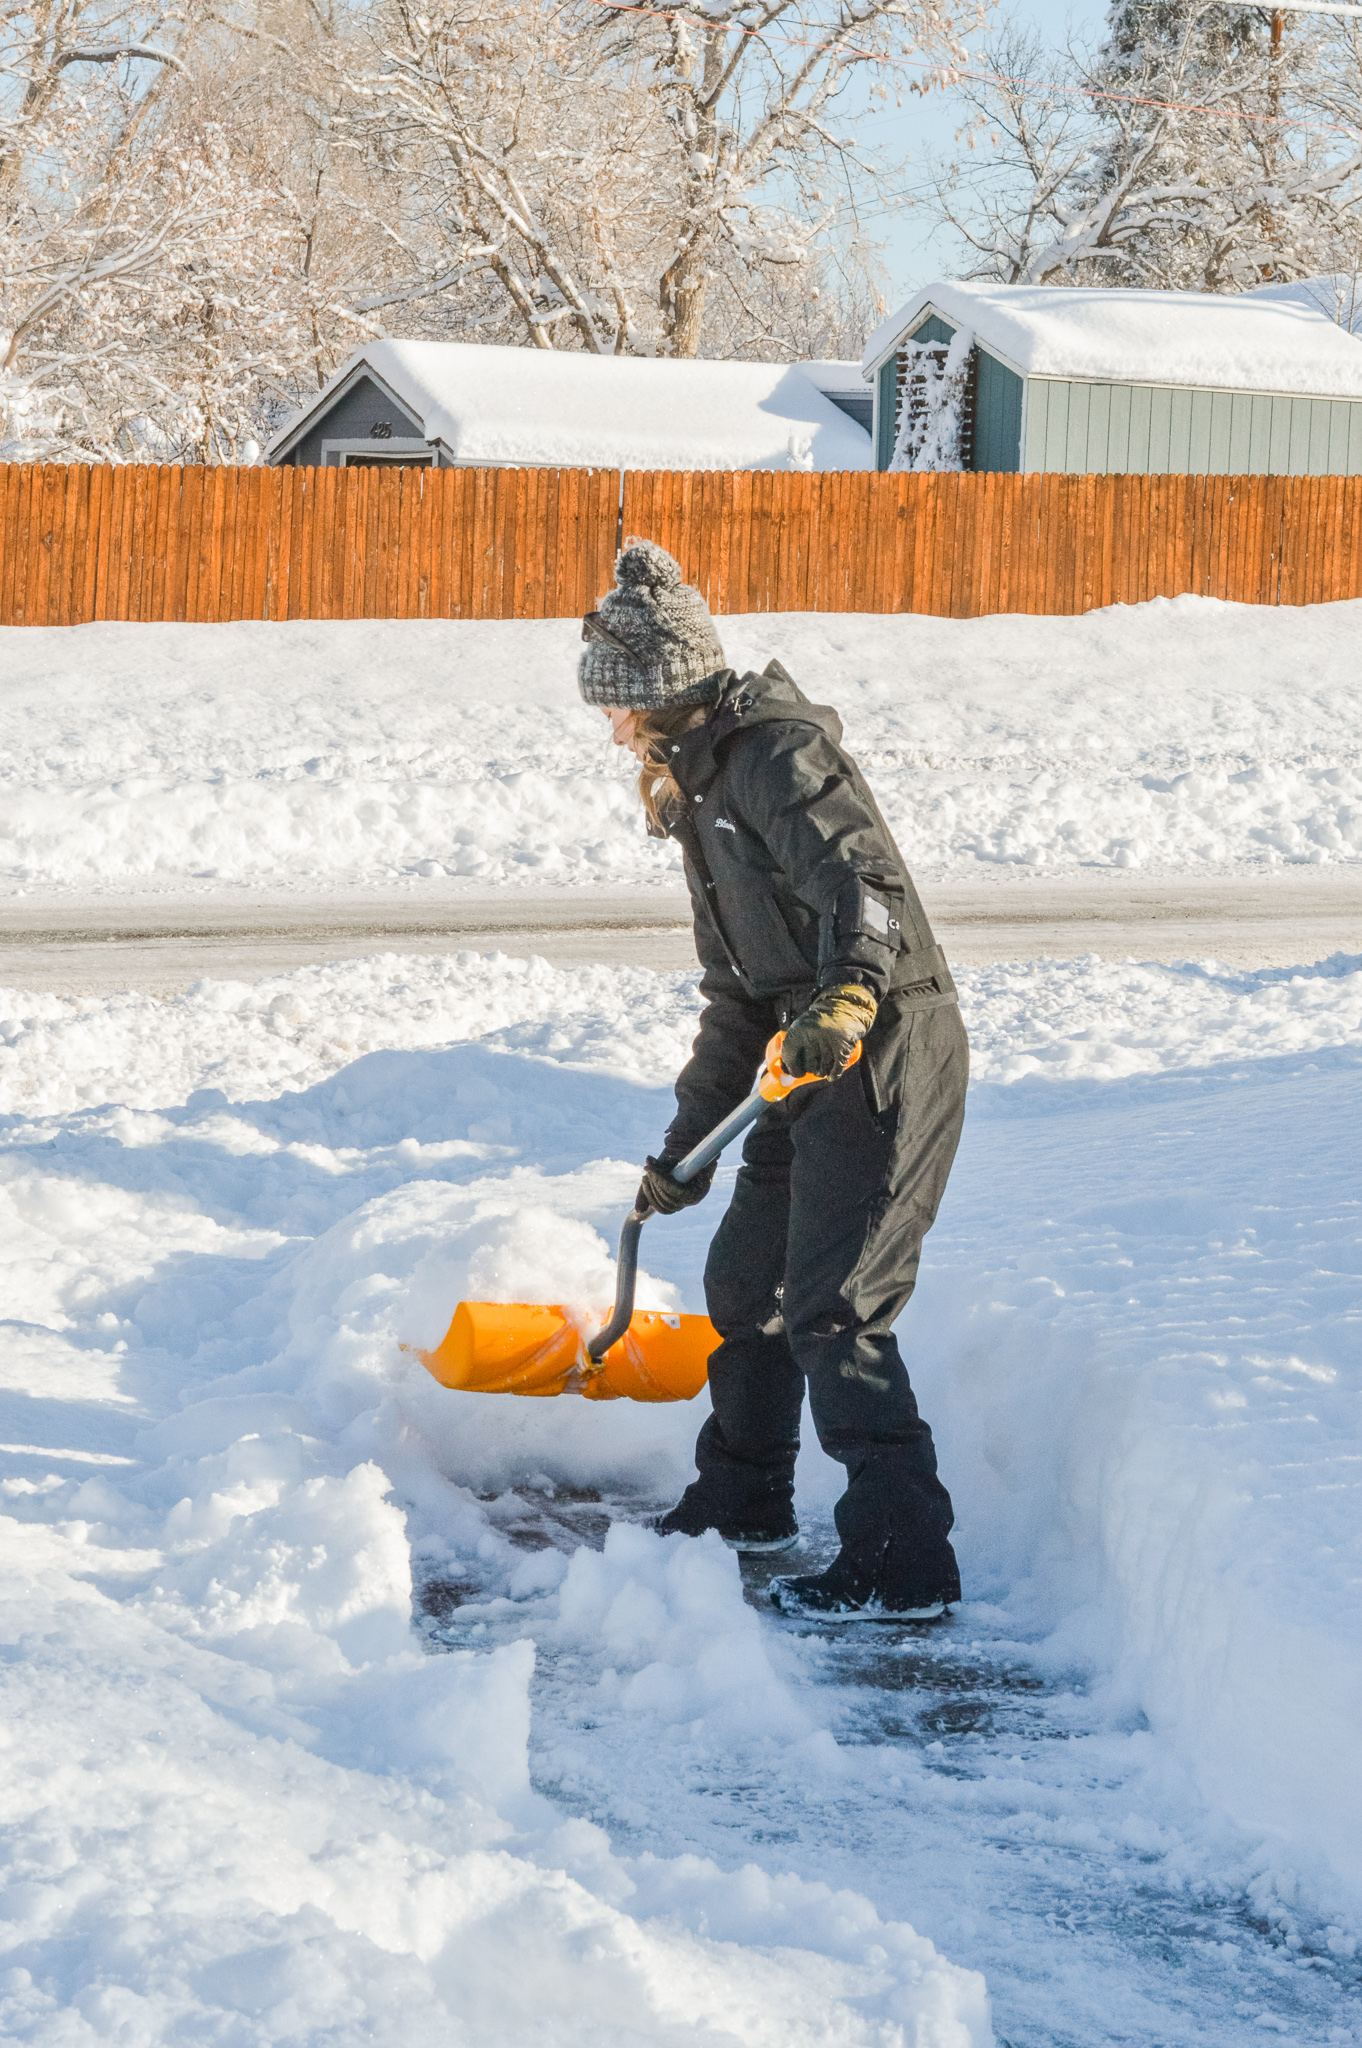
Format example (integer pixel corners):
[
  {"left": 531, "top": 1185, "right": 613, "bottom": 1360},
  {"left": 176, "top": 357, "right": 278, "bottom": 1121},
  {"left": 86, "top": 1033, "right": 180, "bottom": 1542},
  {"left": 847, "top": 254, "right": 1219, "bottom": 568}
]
[
  {"left": 2, "top": 945, "right": 1360, "bottom": 2045},
  {"left": 3, "top": 595, "right": 1361, "bottom": 896},
  {"left": 3, "top": 594, "right": 1361, "bottom": 2044}
]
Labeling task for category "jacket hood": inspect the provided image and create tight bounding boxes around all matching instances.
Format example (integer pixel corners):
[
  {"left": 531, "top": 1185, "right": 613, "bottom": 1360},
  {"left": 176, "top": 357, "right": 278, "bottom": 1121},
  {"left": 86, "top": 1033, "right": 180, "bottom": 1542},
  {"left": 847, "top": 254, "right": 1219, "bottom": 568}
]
[{"left": 669, "top": 662, "right": 844, "bottom": 801}]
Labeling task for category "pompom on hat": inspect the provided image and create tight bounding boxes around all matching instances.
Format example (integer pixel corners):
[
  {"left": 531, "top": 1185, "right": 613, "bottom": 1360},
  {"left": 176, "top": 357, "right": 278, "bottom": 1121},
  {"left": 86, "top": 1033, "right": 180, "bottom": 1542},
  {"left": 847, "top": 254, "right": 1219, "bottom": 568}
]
[{"left": 578, "top": 538, "right": 727, "bottom": 712}]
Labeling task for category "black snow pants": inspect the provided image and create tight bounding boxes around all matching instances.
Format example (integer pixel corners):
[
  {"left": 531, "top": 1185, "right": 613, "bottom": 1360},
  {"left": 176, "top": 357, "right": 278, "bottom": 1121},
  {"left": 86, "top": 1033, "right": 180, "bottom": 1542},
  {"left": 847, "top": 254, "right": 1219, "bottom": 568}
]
[{"left": 693, "top": 998, "right": 968, "bottom": 1605}]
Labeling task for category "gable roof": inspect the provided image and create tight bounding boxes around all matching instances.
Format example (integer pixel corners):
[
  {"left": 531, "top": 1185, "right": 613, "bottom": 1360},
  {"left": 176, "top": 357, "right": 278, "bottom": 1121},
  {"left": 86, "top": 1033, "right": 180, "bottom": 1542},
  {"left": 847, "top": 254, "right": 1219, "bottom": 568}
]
[
  {"left": 862, "top": 280, "right": 1362, "bottom": 400},
  {"left": 267, "top": 341, "right": 873, "bottom": 471}
]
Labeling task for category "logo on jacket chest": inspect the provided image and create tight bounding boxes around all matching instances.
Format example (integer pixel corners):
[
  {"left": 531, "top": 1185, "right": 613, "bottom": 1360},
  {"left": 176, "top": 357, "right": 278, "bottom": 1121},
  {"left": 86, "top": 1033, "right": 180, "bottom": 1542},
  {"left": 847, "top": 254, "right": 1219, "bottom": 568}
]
[{"left": 713, "top": 817, "right": 737, "bottom": 833}]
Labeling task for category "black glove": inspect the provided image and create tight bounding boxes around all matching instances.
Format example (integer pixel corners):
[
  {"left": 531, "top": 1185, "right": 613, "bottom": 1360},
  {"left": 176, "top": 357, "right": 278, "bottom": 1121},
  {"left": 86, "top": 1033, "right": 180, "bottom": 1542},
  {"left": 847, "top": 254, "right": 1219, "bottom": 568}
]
[
  {"left": 636, "top": 1154, "right": 715, "bottom": 1215},
  {"left": 781, "top": 982, "right": 878, "bottom": 1080}
]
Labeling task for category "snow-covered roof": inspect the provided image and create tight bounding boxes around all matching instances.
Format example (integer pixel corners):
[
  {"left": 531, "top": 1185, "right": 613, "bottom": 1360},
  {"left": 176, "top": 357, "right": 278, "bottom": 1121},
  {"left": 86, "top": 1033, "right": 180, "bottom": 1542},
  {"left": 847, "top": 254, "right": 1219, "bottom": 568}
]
[
  {"left": 1248, "top": 272, "right": 1361, "bottom": 337},
  {"left": 796, "top": 358, "right": 866, "bottom": 396},
  {"left": 862, "top": 280, "right": 1362, "bottom": 399},
  {"left": 268, "top": 341, "right": 873, "bottom": 472}
]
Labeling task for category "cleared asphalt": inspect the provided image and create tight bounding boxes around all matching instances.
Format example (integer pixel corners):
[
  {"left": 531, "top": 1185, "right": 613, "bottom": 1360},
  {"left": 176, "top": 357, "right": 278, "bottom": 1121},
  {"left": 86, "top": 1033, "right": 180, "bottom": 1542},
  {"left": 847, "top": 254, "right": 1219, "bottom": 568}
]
[{"left": 2, "top": 869, "right": 1358, "bottom": 995}]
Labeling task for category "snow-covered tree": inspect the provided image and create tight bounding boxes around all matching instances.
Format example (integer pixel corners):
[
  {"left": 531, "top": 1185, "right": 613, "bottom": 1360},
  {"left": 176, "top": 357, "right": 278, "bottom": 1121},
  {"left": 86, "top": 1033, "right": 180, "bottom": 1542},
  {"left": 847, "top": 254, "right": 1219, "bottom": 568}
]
[
  {"left": 926, "top": 2, "right": 1362, "bottom": 291},
  {"left": 332, "top": 0, "right": 976, "bottom": 357},
  {"left": 1, "top": 0, "right": 955, "bottom": 455},
  {"left": 2, "top": 0, "right": 404, "bottom": 455}
]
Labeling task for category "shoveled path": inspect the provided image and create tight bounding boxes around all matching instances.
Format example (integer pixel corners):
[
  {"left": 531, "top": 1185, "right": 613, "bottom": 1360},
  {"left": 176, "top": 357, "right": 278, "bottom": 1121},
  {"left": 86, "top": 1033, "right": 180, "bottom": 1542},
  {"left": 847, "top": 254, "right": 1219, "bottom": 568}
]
[{"left": 1, "top": 868, "right": 1359, "bottom": 994}]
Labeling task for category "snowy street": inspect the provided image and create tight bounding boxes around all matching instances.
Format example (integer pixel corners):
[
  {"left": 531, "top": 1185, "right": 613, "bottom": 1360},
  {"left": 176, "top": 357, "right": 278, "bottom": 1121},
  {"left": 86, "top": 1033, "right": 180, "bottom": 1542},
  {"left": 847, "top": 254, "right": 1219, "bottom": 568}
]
[
  {"left": 1, "top": 601, "right": 1360, "bottom": 2044},
  {"left": 2, "top": 868, "right": 1360, "bottom": 993}
]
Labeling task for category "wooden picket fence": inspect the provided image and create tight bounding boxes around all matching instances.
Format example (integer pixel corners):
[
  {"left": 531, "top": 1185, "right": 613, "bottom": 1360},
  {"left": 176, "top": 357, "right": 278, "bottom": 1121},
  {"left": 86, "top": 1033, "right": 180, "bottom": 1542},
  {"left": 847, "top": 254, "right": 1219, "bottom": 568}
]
[
  {"left": 3, "top": 459, "right": 1362, "bottom": 625},
  {"left": 0, "top": 462, "right": 620, "bottom": 627}
]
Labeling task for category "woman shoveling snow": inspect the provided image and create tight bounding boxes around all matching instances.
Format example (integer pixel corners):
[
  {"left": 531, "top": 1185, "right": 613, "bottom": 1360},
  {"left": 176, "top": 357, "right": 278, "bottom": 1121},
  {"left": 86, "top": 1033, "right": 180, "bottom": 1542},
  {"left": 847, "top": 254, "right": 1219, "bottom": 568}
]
[{"left": 580, "top": 539, "right": 969, "bottom": 1623}]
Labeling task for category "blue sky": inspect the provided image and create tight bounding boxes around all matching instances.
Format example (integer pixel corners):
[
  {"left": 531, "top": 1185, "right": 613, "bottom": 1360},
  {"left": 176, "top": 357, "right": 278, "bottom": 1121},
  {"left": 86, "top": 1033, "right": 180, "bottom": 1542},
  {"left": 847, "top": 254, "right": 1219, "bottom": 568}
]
[{"left": 846, "top": 0, "right": 1109, "bottom": 307}]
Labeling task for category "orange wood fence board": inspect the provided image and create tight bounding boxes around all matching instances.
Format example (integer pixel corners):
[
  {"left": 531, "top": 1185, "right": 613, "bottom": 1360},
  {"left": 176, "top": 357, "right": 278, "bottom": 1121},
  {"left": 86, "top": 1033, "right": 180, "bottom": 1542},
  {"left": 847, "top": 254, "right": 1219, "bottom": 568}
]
[{"left": 4, "top": 462, "right": 1362, "bottom": 625}]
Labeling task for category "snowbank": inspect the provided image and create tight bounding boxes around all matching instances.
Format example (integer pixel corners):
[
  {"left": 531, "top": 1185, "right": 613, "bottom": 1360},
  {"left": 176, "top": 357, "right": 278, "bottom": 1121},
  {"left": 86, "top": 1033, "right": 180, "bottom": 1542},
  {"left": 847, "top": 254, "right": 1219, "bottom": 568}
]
[
  {"left": 3, "top": 596, "right": 1361, "bottom": 894},
  {"left": 920, "top": 1033, "right": 1362, "bottom": 1940},
  {"left": 2, "top": 945, "right": 1362, "bottom": 1118}
]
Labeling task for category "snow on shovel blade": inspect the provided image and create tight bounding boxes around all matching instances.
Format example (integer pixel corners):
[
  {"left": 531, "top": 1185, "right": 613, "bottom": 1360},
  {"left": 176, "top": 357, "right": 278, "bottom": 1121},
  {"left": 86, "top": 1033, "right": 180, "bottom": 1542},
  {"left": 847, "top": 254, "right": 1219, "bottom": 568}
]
[{"left": 418, "top": 1301, "right": 716, "bottom": 1402}]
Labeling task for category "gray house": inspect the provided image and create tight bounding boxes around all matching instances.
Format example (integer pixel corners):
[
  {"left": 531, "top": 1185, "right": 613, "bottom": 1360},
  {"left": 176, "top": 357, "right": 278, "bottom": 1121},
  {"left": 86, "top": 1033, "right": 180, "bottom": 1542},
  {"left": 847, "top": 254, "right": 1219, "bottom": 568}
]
[
  {"left": 267, "top": 341, "right": 873, "bottom": 473},
  {"left": 862, "top": 281, "right": 1362, "bottom": 476}
]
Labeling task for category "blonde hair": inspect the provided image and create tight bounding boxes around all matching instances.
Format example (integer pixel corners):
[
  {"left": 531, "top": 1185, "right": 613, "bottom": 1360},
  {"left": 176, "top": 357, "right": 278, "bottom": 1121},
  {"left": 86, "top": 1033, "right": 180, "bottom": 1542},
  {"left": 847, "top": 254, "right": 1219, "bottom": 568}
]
[{"left": 631, "top": 703, "right": 709, "bottom": 832}]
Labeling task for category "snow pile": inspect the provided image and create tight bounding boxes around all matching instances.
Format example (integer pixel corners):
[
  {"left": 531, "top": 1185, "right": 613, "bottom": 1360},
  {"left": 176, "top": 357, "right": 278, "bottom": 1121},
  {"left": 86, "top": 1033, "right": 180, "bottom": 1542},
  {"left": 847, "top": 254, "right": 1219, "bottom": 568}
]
[
  {"left": 5, "top": 1508, "right": 987, "bottom": 2042},
  {"left": 0, "top": 1033, "right": 992, "bottom": 2043},
  {"left": 0, "top": 952, "right": 702, "bottom": 1115},
  {"left": 272, "top": 340, "right": 874, "bottom": 472},
  {"left": 3, "top": 596, "right": 1361, "bottom": 893},
  {"left": 862, "top": 279, "right": 1362, "bottom": 397},
  {"left": 922, "top": 1031, "right": 1362, "bottom": 1943}
]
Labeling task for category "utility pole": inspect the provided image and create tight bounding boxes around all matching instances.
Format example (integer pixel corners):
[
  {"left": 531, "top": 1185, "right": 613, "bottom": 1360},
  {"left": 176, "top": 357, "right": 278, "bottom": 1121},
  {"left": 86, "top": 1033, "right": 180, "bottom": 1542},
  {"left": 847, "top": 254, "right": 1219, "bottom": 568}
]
[{"left": 1264, "top": 6, "right": 1284, "bottom": 278}]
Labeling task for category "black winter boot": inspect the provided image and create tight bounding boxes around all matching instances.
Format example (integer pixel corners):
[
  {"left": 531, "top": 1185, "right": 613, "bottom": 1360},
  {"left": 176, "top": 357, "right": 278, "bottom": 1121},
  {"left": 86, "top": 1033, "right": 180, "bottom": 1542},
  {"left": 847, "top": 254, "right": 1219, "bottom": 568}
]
[
  {"left": 770, "top": 1546, "right": 954, "bottom": 1621},
  {"left": 654, "top": 1481, "right": 798, "bottom": 1554}
]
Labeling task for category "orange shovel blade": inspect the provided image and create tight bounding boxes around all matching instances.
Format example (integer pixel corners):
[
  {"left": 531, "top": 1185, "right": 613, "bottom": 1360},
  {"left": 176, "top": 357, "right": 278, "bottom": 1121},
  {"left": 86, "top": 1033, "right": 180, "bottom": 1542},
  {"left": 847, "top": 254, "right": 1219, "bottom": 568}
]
[
  {"left": 419, "top": 1301, "right": 716, "bottom": 1402},
  {"left": 581, "top": 1311, "right": 716, "bottom": 1403}
]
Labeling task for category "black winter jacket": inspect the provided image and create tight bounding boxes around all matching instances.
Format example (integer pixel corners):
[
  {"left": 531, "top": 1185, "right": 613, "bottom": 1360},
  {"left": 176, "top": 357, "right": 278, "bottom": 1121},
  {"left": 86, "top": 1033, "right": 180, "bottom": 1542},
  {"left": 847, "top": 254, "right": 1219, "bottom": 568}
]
[{"left": 660, "top": 661, "right": 958, "bottom": 1160}]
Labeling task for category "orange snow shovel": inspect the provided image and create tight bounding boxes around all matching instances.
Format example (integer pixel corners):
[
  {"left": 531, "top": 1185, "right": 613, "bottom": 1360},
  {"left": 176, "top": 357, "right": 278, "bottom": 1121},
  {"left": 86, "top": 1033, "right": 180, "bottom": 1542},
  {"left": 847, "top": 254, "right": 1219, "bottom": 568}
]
[{"left": 419, "top": 1031, "right": 861, "bottom": 1404}]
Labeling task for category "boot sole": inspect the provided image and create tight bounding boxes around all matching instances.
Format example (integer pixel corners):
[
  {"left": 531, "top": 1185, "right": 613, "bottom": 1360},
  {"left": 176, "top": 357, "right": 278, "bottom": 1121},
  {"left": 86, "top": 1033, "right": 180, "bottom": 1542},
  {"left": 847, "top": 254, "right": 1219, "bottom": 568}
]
[
  {"left": 770, "top": 1587, "right": 948, "bottom": 1622},
  {"left": 721, "top": 1531, "right": 800, "bottom": 1554}
]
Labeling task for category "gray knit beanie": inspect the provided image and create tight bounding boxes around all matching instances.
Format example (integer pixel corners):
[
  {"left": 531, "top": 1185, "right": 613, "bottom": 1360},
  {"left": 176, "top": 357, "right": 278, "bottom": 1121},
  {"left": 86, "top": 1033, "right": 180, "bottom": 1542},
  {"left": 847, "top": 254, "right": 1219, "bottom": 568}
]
[{"left": 578, "top": 538, "right": 726, "bottom": 712}]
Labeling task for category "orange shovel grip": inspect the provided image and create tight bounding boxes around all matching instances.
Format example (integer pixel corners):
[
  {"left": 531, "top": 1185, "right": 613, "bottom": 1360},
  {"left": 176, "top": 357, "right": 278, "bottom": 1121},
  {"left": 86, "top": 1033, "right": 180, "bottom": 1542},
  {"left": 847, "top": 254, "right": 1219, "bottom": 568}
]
[{"left": 758, "top": 1029, "right": 862, "bottom": 1102}]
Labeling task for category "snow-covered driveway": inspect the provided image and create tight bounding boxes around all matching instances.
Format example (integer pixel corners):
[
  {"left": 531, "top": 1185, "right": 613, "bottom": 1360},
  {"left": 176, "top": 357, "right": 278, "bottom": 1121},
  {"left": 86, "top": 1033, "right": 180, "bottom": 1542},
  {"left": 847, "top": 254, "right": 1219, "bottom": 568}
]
[{"left": 2, "top": 947, "right": 1360, "bottom": 2045}]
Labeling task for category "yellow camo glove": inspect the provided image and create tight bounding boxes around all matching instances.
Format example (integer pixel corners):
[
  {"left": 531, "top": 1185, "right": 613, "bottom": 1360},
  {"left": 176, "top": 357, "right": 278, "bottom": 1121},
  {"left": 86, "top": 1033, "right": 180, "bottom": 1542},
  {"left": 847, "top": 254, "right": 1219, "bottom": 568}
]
[{"left": 780, "top": 983, "right": 878, "bottom": 1081}]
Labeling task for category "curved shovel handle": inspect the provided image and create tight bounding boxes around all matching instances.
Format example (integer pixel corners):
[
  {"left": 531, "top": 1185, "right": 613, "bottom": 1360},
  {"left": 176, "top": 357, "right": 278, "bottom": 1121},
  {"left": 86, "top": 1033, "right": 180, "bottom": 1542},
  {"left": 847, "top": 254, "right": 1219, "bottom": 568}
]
[
  {"left": 586, "top": 1206, "right": 649, "bottom": 1364},
  {"left": 588, "top": 1031, "right": 863, "bottom": 1366}
]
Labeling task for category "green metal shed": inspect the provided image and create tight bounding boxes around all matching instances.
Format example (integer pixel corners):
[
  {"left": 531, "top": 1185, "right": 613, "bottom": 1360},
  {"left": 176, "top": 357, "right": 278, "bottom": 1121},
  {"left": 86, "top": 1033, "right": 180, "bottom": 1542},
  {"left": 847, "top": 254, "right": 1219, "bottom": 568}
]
[{"left": 862, "top": 281, "right": 1362, "bottom": 477}]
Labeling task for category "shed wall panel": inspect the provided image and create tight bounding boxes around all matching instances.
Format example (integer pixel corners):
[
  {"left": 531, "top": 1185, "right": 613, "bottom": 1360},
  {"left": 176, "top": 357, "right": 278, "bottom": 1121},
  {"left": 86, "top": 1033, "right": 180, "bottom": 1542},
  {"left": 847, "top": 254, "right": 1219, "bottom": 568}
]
[
  {"left": 1206, "top": 392, "right": 1233, "bottom": 472},
  {"left": 1127, "top": 385, "right": 1154, "bottom": 471},
  {"left": 1023, "top": 380, "right": 1050, "bottom": 469},
  {"left": 1065, "top": 381, "right": 1091, "bottom": 469},
  {"left": 1107, "top": 383, "right": 1132, "bottom": 468},
  {"left": 1043, "top": 383, "right": 1071, "bottom": 470},
  {"left": 1284, "top": 399, "right": 1309, "bottom": 472},
  {"left": 1149, "top": 388, "right": 1174, "bottom": 471},
  {"left": 876, "top": 358, "right": 897, "bottom": 469},
  {"left": 1328, "top": 401, "right": 1353, "bottom": 469},
  {"left": 1086, "top": 383, "right": 1112, "bottom": 470},
  {"left": 1021, "top": 378, "right": 1362, "bottom": 474},
  {"left": 1249, "top": 395, "right": 1275, "bottom": 471},
  {"left": 1187, "top": 390, "right": 1214, "bottom": 472},
  {"left": 973, "top": 349, "right": 1024, "bottom": 472},
  {"left": 910, "top": 314, "right": 958, "bottom": 346},
  {"left": 1167, "top": 389, "right": 1193, "bottom": 472}
]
